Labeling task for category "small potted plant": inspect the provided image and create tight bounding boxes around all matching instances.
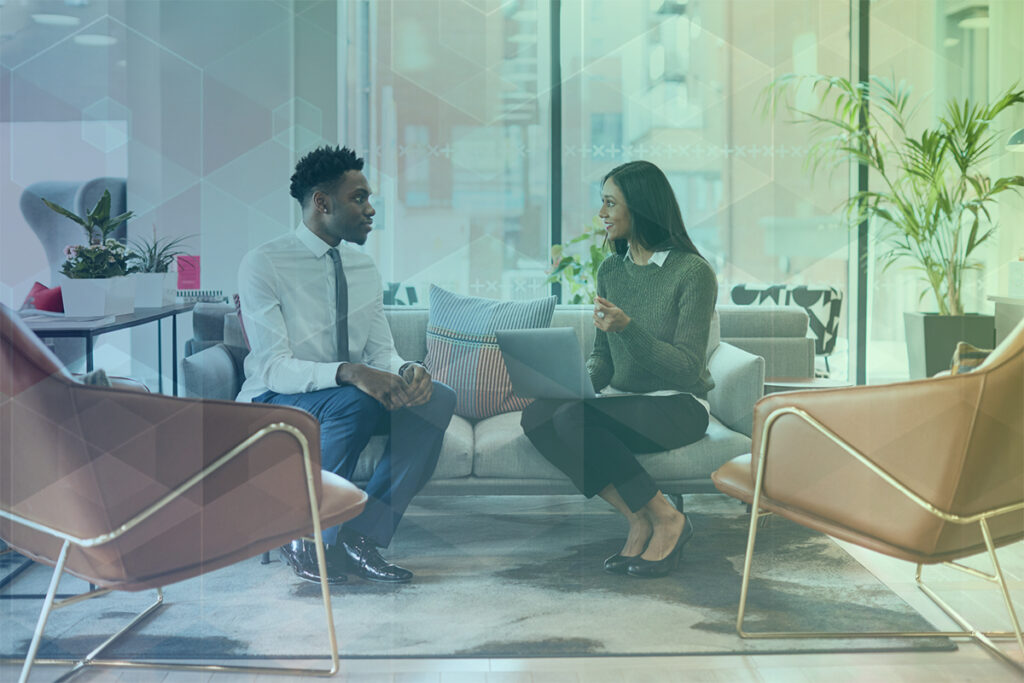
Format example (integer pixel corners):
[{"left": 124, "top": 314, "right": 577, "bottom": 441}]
[
  {"left": 546, "top": 216, "right": 609, "bottom": 304},
  {"left": 43, "top": 189, "right": 136, "bottom": 317},
  {"left": 127, "top": 229, "right": 194, "bottom": 307}
]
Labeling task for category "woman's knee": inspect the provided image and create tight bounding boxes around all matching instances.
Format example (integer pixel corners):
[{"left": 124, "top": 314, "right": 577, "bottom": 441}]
[{"left": 551, "top": 399, "right": 586, "bottom": 434}]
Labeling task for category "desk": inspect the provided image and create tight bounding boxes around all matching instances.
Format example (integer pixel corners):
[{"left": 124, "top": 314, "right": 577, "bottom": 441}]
[{"left": 24, "top": 303, "right": 194, "bottom": 396}]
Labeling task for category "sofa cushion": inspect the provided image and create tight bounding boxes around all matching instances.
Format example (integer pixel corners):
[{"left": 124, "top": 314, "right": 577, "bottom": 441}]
[
  {"left": 471, "top": 411, "right": 564, "bottom": 479},
  {"left": 23, "top": 282, "right": 64, "bottom": 312},
  {"left": 386, "top": 308, "right": 429, "bottom": 361},
  {"left": 718, "top": 304, "right": 808, "bottom": 338},
  {"left": 181, "top": 343, "right": 246, "bottom": 400},
  {"left": 423, "top": 285, "right": 556, "bottom": 419},
  {"left": 352, "top": 414, "right": 474, "bottom": 481},
  {"left": 724, "top": 337, "right": 814, "bottom": 379},
  {"left": 472, "top": 411, "right": 752, "bottom": 482},
  {"left": 707, "top": 341, "right": 764, "bottom": 437},
  {"left": 639, "top": 416, "right": 752, "bottom": 481},
  {"left": 223, "top": 312, "right": 248, "bottom": 350}
]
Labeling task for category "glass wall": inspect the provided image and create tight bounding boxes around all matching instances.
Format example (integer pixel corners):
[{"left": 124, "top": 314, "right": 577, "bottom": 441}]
[
  {"left": 5, "top": 0, "right": 1020, "bottom": 383},
  {"left": 865, "top": 0, "right": 1022, "bottom": 382},
  {"left": 361, "top": 0, "right": 553, "bottom": 303},
  {"left": 357, "top": 0, "right": 853, "bottom": 377}
]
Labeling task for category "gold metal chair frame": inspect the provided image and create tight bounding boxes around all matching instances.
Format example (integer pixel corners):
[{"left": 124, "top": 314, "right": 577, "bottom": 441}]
[
  {"left": 1, "top": 422, "right": 344, "bottom": 682},
  {"left": 736, "top": 406, "right": 1024, "bottom": 671}
]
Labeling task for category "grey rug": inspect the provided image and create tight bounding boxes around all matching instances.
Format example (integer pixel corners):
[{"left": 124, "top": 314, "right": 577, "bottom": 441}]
[{"left": 1, "top": 494, "right": 952, "bottom": 659}]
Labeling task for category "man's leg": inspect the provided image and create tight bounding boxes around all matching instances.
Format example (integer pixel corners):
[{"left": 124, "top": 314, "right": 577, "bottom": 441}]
[
  {"left": 345, "top": 380, "right": 456, "bottom": 546},
  {"left": 254, "top": 385, "right": 385, "bottom": 583},
  {"left": 257, "top": 386, "right": 386, "bottom": 544}
]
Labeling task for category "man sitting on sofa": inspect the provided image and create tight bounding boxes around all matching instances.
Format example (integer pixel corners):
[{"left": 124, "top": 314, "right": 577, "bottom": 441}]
[{"left": 237, "top": 145, "right": 456, "bottom": 585}]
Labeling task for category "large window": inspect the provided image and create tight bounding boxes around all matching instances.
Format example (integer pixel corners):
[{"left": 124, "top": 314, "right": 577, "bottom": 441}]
[
  {"left": 4, "top": 0, "right": 1019, "bottom": 384},
  {"left": 361, "top": 0, "right": 552, "bottom": 303}
]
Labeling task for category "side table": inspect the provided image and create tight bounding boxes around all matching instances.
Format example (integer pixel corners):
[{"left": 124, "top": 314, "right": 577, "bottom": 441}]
[{"left": 22, "top": 303, "right": 195, "bottom": 396}]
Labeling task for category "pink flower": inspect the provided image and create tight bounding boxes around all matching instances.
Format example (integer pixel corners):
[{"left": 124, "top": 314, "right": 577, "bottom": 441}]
[{"left": 63, "top": 245, "right": 79, "bottom": 259}]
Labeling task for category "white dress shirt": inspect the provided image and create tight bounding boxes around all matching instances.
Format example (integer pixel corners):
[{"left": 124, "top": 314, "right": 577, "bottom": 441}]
[
  {"left": 236, "top": 223, "right": 406, "bottom": 403},
  {"left": 625, "top": 246, "right": 671, "bottom": 267}
]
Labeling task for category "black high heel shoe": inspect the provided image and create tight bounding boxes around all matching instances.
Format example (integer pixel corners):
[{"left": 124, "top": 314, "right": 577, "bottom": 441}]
[
  {"left": 626, "top": 516, "right": 693, "bottom": 578},
  {"left": 603, "top": 552, "right": 639, "bottom": 574}
]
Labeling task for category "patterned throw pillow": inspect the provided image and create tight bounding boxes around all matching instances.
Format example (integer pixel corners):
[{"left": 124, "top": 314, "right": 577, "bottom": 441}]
[
  {"left": 423, "top": 285, "right": 556, "bottom": 419},
  {"left": 232, "top": 293, "right": 251, "bottom": 350},
  {"left": 950, "top": 341, "right": 991, "bottom": 374}
]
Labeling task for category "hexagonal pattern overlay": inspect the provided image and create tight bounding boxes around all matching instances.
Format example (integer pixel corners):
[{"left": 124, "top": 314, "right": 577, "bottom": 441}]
[{"left": 81, "top": 97, "right": 130, "bottom": 153}]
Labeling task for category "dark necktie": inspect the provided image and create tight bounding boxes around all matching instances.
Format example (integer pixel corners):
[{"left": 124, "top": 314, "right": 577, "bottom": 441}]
[{"left": 327, "top": 248, "right": 350, "bottom": 361}]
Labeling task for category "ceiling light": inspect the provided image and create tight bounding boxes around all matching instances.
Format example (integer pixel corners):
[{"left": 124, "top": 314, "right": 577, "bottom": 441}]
[
  {"left": 958, "top": 16, "right": 989, "bottom": 29},
  {"left": 1008, "top": 128, "right": 1024, "bottom": 152},
  {"left": 957, "top": 8, "right": 989, "bottom": 30},
  {"left": 31, "top": 14, "right": 81, "bottom": 26},
  {"left": 74, "top": 34, "right": 117, "bottom": 47}
]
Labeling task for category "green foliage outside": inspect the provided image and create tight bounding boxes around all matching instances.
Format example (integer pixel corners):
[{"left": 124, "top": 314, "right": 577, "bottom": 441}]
[
  {"left": 546, "top": 216, "right": 610, "bottom": 304},
  {"left": 763, "top": 75, "right": 1024, "bottom": 316}
]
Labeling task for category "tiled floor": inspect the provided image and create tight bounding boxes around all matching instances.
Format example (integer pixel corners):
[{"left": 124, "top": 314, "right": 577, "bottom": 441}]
[{"left": 3, "top": 522, "right": 1021, "bottom": 682}]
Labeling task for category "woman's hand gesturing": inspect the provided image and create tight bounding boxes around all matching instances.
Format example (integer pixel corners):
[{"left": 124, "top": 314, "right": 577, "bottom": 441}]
[{"left": 593, "top": 296, "right": 630, "bottom": 333}]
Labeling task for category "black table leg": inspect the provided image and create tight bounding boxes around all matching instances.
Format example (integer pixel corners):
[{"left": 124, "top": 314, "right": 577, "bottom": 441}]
[
  {"left": 157, "top": 319, "right": 164, "bottom": 394},
  {"left": 85, "top": 335, "right": 94, "bottom": 372},
  {"left": 172, "top": 313, "right": 179, "bottom": 396}
]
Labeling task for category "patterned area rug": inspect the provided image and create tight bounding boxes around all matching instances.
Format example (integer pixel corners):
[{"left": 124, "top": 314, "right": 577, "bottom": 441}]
[{"left": 0, "top": 494, "right": 952, "bottom": 659}]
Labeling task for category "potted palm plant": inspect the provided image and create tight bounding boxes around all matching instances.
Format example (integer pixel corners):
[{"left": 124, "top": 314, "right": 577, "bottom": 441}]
[
  {"left": 764, "top": 76, "right": 1024, "bottom": 377},
  {"left": 43, "top": 189, "right": 136, "bottom": 317},
  {"left": 127, "top": 229, "right": 193, "bottom": 307}
]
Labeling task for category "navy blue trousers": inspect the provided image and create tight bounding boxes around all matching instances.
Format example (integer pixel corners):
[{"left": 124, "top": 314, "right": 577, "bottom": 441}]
[{"left": 255, "top": 381, "right": 456, "bottom": 547}]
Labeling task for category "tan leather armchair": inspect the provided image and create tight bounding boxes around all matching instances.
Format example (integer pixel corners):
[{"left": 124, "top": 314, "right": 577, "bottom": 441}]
[
  {"left": 712, "top": 318, "right": 1024, "bottom": 670},
  {"left": 0, "top": 305, "right": 367, "bottom": 680}
]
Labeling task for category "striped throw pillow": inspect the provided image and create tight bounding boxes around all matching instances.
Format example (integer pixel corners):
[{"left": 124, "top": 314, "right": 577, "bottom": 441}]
[
  {"left": 950, "top": 341, "right": 991, "bottom": 374},
  {"left": 424, "top": 285, "right": 556, "bottom": 419}
]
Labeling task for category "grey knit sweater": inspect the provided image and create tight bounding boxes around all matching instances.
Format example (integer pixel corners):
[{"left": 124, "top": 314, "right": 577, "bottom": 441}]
[{"left": 586, "top": 249, "right": 717, "bottom": 397}]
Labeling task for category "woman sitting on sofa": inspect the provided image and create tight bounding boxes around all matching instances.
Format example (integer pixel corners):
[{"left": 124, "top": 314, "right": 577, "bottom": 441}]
[{"left": 521, "top": 160, "right": 716, "bottom": 578}]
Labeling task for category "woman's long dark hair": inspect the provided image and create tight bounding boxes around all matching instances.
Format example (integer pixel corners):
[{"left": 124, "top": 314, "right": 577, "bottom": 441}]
[{"left": 603, "top": 160, "right": 705, "bottom": 261}]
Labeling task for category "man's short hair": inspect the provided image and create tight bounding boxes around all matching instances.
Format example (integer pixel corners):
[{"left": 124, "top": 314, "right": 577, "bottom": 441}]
[{"left": 289, "top": 145, "right": 364, "bottom": 207}]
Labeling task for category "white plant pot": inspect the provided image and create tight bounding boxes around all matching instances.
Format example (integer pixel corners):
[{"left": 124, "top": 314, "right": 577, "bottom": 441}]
[
  {"left": 131, "top": 272, "right": 176, "bottom": 307},
  {"left": 58, "top": 274, "right": 136, "bottom": 317}
]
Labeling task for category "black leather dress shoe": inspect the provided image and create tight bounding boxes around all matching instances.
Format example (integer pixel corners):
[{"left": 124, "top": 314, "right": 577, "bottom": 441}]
[
  {"left": 339, "top": 533, "right": 413, "bottom": 583},
  {"left": 603, "top": 553, "right": 640, "bottom": 574},
  {"left": 627, "top": 516, "right": 694, "bottom": 579},
  {"left": 279, "top": 539, "right": 348, "bottom": 584}
]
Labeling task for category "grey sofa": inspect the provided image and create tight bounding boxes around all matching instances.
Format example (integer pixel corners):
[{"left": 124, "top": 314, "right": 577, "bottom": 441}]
[{"left": 182, "top": 304, "right": 811, "bottom": 498}]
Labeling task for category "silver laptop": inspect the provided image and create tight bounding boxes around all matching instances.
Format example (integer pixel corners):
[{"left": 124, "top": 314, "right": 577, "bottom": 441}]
[{"left": 495, "top": 327, "right": 600, "bottom": 400}]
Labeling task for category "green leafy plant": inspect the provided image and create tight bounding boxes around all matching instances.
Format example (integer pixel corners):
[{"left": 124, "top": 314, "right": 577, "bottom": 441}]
[
  {"left": 763, "top": 75, "right": 1024, "bottom": 315},
  {"left": 60, "top": 241, "right": 130, "bottom": 279},
  {"left": 128, "top": 229, "right": 194, "bottom": 273},
  {"left": 546, "top": 216, "right": 609, "bottom": 304},
  {"left": 43, "top": 189, "right": 135, "bottom": 279}
]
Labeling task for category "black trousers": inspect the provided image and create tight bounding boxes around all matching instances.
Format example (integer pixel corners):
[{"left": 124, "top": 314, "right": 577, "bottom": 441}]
[{"left": 520, "top": 393, "right": 709, "bottom": 512}]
